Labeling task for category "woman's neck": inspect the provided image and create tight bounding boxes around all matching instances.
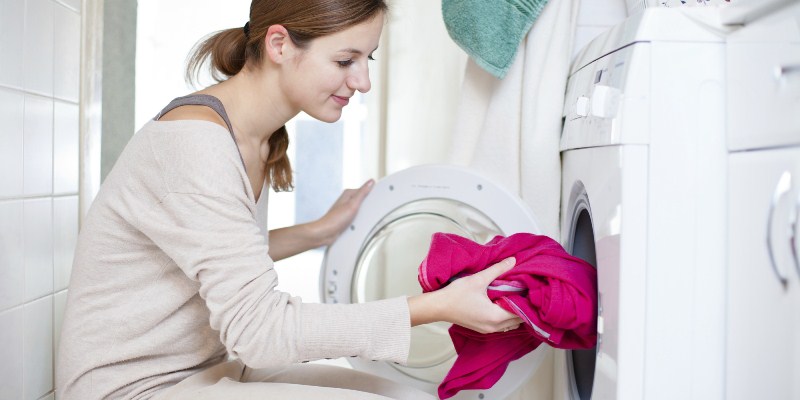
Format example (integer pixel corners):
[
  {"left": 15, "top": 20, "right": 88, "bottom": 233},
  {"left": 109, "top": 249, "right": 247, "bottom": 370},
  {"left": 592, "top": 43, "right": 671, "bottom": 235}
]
[{"left": 199, "top": 66, "right": 296, "bottom": 148}]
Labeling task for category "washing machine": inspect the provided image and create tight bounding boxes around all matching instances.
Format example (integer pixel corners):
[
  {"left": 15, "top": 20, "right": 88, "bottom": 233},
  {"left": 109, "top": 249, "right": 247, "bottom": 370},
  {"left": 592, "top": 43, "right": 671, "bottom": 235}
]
[
  {"left": 558, "top": 6, "right": 728, "bottom": 400},
  {"left": 320, "top": 164, "right": 552, "bottom": 399},
  {"left": 318, "top": 5, "right": 734, "bottom": 400}
]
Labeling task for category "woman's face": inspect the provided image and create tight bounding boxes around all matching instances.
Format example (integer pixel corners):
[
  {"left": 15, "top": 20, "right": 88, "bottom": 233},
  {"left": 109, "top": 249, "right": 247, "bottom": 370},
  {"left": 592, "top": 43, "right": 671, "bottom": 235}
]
[{"left": 281, "top": 15, "right": 384, "bottom": 123}]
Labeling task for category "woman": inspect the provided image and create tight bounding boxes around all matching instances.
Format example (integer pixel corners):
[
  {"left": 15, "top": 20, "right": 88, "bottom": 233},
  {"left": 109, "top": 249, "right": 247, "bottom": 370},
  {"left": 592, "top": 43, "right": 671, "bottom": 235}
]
[{"left": 56, "top": 1, "right": 522, "bottom": 399}]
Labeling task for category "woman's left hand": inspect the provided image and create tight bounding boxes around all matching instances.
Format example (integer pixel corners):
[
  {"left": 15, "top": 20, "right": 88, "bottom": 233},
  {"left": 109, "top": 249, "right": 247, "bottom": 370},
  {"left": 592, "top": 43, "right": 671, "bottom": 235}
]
[{"left": 313, "top": 179, "right": 375, "bottom": 246}]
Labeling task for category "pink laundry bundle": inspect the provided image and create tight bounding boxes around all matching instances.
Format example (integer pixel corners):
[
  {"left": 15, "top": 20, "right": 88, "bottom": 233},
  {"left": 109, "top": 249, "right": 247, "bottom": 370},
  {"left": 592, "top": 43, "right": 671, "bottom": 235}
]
[{"left": 418, "top": 232, "right": 597, "bottom": 399}]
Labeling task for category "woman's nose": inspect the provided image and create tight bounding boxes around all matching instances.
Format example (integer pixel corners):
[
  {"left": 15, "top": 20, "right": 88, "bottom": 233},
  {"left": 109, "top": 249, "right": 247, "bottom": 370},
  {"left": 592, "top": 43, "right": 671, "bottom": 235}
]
[{"left": 347, "top": 66, "right": 372, "bottom": 93}]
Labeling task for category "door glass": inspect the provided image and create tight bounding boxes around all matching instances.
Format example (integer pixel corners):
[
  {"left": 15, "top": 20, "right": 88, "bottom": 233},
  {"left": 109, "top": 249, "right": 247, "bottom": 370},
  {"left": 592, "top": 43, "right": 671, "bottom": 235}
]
[
  {"left": 568, "top": 207, "right": 598, "bottom": 399},
  {"left": 352, "top": 199, "right": 502, "bottom": 382}
]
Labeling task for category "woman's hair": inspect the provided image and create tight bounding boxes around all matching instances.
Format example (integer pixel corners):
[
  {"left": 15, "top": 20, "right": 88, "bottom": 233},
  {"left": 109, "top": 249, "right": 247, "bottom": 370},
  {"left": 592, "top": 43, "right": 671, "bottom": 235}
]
[{"left": 186, "top": 0, "right": 388, "bottom": 192}]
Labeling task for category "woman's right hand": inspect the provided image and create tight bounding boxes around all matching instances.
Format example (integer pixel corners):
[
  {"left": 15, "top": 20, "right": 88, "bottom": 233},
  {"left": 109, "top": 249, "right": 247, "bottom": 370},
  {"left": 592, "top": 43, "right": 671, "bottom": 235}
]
[{"left": 408, "top": 257, "right": 523, "bottom": 334}]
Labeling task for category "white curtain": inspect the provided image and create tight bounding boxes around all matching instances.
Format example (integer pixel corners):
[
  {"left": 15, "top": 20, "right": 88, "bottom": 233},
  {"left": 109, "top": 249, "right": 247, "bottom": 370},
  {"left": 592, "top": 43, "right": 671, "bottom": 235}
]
[
  {"left": 447, "top": 0, "right": 580, "bottom": 240},
  {"left": 376, "top": 0, "right": 468, "bottom": 176}
]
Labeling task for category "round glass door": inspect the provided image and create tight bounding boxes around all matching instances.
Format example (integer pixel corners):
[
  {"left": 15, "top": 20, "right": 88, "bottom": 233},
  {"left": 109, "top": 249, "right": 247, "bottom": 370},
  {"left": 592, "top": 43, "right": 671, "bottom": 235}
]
[{"left": 351, "top": 199, "right": 503, "bottom": 383}]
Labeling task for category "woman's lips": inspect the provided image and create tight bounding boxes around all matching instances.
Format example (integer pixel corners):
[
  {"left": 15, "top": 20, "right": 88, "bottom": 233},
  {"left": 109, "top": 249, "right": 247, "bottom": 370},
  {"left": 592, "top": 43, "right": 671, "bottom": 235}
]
[{"left": 331, "top": 95, "right": 350, "bottom": 107}]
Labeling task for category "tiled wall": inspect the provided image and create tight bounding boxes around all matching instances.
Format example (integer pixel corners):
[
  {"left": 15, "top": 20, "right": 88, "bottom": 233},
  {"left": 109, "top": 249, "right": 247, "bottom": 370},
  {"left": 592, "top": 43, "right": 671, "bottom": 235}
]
[{"left": 0, "top": 0, "right": 82, "bottom": 399}]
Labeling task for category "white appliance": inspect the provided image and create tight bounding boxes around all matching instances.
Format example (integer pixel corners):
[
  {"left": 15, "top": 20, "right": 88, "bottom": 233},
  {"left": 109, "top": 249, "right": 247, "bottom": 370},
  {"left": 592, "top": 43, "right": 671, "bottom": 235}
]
[
  {"left": 724, "top": 2, "right": 800, "bottom": 399},
  {"left": 316, "top": 2, "right": 800, "bottom": 399},
  {"left": 557, "top": 7, "right": 729, "bottom": 400},
  {"left": 321, "top": 164, "right": 550, "bottom": 399}
]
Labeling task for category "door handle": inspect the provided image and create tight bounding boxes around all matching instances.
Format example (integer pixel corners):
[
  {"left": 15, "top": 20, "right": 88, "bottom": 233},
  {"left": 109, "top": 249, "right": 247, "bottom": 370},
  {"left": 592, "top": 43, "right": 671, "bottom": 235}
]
[
  {"left": 767, "top": 171, "right": 792, "bottom": 285},
  {"left": 774, "top": 64, "right": 800, "bottom": 81},
  {"left": 791, "top": 189, "right": 800, "bottom": 279}
]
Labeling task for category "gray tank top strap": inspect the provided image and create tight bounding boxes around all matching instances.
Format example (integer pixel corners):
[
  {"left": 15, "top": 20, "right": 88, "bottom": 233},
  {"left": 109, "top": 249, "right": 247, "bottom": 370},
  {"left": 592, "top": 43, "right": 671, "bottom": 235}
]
[
  {"left": 154, "top": 93, "right": 247, "bottom": 170},
  {"left": 154, "top": 94, "right": 236, "bottom": 134}
]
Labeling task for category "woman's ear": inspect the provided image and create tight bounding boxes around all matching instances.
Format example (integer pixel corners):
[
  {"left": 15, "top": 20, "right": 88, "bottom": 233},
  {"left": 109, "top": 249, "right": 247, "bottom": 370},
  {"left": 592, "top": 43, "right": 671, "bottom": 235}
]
[{"left": 265, "top": 24, "right": 292, "bottom": 64}]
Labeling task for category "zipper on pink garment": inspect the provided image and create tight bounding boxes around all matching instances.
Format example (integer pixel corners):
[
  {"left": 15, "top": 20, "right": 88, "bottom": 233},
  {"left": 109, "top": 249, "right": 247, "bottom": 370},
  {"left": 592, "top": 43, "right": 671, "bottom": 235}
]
[{"left": 500, "top": 297, "right": 552, "bottom": 341}]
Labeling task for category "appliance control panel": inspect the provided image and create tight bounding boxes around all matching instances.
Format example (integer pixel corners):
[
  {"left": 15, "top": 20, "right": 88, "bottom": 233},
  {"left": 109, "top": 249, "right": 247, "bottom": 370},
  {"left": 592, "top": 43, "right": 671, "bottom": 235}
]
[{"left": 562, "top": 42, "right": 650, "bottom": 150}]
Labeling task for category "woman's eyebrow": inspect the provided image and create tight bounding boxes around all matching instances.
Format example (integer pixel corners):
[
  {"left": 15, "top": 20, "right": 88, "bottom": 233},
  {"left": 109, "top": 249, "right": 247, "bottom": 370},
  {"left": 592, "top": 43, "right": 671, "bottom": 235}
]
[
  {"left": 338, "top": 48, "right": 363, "bottom": 55},
  {"left": 338, "top": 46, "right": 380, "bottom": 55}
]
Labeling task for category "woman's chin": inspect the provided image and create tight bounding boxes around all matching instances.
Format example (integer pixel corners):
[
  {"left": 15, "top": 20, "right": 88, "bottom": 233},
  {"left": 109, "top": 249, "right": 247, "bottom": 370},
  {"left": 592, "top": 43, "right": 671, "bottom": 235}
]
[{"left": 308, "top": 109, "right": 343, "bottom": 124}]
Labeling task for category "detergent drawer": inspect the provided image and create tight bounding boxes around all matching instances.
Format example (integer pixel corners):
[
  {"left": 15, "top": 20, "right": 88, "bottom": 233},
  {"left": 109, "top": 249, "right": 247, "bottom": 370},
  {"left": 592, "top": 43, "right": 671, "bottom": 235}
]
[{"left": 727, "top": 3, "right": 800, "bottom": 151}]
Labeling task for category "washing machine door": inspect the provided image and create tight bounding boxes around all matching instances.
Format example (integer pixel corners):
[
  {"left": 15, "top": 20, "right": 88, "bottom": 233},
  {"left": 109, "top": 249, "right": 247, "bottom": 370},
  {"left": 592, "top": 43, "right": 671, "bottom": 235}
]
[{"left": 321, "top": 164, "right": 549, "bottom": 399}]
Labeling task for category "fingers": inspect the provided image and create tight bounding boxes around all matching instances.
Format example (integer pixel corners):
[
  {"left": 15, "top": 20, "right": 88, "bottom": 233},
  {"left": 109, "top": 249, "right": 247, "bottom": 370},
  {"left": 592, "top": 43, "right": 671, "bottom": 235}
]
[
  {"left": 343, "top": 179, "right": 374, "bottom": 199},
  {"left": 336, "top": 180, "right": 374, "bottom": 205},
  {"left": 498, "top": 322, "right": 522, "bottom": 333},
  {"left": 488, "top": 314, "right": 524, "bottom": 333},
  {"left": 473, "top": 257, "right": 516, "bottom": 284},
  {"left": 360, "top": 178, "right": 375, "bottom": 190},
  {"left": 354, "top": 179, "right": 374, "bottom": 202},
  {"left": 475, "top": 314, "right": 524, "bottom": 334}
]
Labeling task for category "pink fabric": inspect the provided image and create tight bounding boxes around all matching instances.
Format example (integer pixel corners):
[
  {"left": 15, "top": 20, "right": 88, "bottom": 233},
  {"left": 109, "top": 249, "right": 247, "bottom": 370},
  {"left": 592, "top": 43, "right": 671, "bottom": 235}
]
[{"left": 418, "top": 233, "right": 597, "bottom": 399}]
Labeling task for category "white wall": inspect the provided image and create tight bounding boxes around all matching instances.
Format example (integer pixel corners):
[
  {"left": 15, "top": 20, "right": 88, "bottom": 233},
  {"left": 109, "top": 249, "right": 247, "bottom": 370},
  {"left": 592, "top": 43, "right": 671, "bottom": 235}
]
[
  {"left": 381, "top": 0, "right": 467, "bottom": 174},
  {"left": 0, "top": 0, "right": 82, "bottom": 399},
  {"left": 135, "top": 0, "right": 250, "bottom": 130},
  {"left": 574, "top": 0, "right": 629, "bottom": 58}
]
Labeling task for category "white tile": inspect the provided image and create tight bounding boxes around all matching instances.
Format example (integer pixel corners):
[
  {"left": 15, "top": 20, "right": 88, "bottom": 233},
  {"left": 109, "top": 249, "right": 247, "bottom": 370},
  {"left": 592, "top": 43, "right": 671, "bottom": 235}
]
[
  {"left": 0, "top": 200, "right": 25, "bottom": 311},
  {"left": 53, "top": 102, "right": 79, "bottom": 195},
  {"left": 0, "top": 306, "right": 24, "bottom": 400},
  {"left": 24, "top": 198, "right": 54, "bottom": 302},
  {"left": 23, "top": 295, "right": 54, "bottom": 400},
  {"left": 53, "top": 290, "right": 67, "bottom": 370},
  {"left": 24, "top": 95, "right": 54, "bottom": 196},
  {"left": 0, "top": 0, "right": 25, "bottom": 88},
  {"left": 24, "top": 0, "right": 55, "bottom": 96},
  {"left": 53, "top": 5, "right": 81, "bottom": 102},
  {"left": 0, "top": 88, "right": 25, "bottom": 198},
  {"left": 53, "top": 197, "right": 77, "bottom": 292}
]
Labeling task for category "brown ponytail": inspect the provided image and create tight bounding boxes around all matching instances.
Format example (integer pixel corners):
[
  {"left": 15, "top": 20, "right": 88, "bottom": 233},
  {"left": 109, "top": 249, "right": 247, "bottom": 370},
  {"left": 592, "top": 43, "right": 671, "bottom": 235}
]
[
  {"left": 266, "top": 126, "right": 292, "bottom": 191},
  {"left": 185, "top": 28, "right": 248, "bottom": 85},
  {"left": 185, "top": 0, "right": 388, "bottom": 192}
]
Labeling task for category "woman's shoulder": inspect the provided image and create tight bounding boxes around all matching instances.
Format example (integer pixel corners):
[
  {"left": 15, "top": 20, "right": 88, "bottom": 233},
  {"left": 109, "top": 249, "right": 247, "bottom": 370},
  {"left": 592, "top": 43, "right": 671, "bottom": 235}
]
[
  {"left": 141, "top": 112, "right": 236, "bottom": 152},
  {"left": 156, "top": 104, "right": 229, "bottom": 129},
  {"left": 137, "top": 117, "right": 246, "bottom": 189},
  {"left": 139, "top": 118, "right": 237, "bottom": 163}
]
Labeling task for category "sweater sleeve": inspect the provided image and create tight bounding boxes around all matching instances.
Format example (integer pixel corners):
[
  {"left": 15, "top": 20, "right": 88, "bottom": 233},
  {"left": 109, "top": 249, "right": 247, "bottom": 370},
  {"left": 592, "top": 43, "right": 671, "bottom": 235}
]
[{"left": 133, "top": 124, "right": 410, "bottom": 368}]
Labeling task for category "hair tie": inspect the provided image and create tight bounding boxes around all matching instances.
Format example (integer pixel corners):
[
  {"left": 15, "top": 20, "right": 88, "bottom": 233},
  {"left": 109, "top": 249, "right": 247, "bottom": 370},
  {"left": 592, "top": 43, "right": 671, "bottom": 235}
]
[{"left": 243, "top": 21, "right": 251, "bottom": 38}]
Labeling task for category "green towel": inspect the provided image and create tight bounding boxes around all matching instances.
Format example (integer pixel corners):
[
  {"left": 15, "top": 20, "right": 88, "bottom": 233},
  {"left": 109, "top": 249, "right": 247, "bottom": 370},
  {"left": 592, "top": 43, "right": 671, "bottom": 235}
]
[{"left": 442, "top": 0, "right": 549, "bottom": 79}]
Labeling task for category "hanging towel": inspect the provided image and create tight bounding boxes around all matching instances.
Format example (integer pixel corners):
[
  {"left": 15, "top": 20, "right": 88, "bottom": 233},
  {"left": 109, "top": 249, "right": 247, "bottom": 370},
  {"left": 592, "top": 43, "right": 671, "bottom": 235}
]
[
  {"left": 448, "top": 0, "right": 579, "bottom": 241},
  {"left": 418, "top": 232, "right": 597, "bottom": 399},
  {"left": 441, "top": 0, "right": 549, "bottom": 79}
]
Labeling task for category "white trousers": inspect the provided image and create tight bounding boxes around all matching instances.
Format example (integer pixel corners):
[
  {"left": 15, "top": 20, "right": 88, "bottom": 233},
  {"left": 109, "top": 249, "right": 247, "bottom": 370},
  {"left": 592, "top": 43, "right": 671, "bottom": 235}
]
[{"left": 150, "top": 359, "right": 437, "bottom": 400}]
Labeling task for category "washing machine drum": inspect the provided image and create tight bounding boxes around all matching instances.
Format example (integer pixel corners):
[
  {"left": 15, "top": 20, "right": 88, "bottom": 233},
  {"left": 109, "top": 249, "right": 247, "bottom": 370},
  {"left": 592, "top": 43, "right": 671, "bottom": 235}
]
[{"left": 321, "top": 164, "right": 549, "bottom": 399}]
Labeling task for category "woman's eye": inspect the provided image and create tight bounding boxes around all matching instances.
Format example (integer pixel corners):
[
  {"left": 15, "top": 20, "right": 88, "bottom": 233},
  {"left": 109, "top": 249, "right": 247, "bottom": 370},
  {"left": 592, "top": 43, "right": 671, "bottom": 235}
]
[
  {"left": 368, "top": 55, "right": 376, "bottom": 61},
  {"left": 337, "top": 60, "right": 354, "bottom": 67}
]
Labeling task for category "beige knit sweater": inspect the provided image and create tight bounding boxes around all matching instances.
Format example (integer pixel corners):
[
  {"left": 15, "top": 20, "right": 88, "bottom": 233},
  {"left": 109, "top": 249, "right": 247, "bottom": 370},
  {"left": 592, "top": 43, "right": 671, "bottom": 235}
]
[{"left": 56, "top": 120, "right": 411, "bottom": 400}]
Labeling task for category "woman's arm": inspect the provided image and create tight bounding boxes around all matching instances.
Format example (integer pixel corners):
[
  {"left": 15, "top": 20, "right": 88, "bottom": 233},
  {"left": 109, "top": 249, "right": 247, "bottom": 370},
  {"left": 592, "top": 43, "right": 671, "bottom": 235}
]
[
  {"left": 267, "top": 178, "right": 519, "bottom": 334},
  {"left": 267, "top": 223, "right": 328, "bottom": 261},
  {"left": 268, "top": 180, "right": 374, "bottom": 261},
  {"left": 408, "top": 257, "right": 523, "bottom": 333}
]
